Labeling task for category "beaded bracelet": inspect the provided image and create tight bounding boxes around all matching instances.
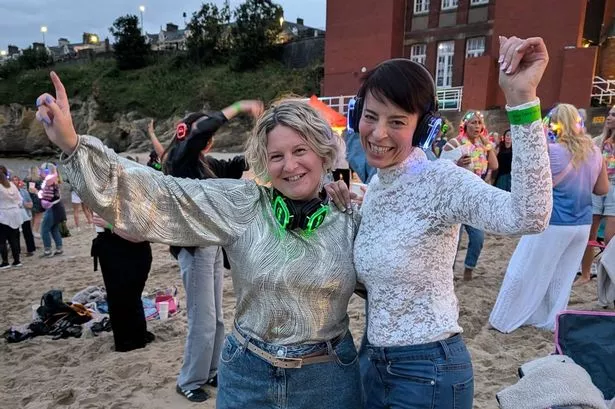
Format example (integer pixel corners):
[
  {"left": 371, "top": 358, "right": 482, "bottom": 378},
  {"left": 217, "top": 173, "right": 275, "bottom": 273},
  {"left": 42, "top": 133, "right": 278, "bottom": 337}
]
[{"left": 507, "top": 104, "right": 541, "bottom": 125}]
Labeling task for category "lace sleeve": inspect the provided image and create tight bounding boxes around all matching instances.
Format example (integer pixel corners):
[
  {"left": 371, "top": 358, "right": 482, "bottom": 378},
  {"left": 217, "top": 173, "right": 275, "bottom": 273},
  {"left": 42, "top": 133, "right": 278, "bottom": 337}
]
[
  {"left": 60, "top": 135, "right": 261, "bottom": 247},
  {"left": 439, "top": 102, "right": 552, "bottom": 234}
]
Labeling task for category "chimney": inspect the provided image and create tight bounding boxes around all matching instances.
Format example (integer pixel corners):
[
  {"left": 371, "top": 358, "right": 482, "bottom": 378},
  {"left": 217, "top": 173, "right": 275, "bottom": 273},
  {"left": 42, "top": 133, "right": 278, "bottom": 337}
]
[
  {"left": 58, "top": 38, "right": 69, "bottom": 46},
  {"left": 296, "top": 18, "right": 304, "bottom": 26},
  {"left": 166, "top": 23, "right": 178, "bottom": 32}
]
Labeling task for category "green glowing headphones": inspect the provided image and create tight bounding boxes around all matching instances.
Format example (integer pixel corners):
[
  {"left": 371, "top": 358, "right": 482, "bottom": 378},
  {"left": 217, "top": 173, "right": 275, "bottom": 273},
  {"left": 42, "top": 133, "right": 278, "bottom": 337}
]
[{"left": 271, "top": 189, "right": 329, "bottom": 234}]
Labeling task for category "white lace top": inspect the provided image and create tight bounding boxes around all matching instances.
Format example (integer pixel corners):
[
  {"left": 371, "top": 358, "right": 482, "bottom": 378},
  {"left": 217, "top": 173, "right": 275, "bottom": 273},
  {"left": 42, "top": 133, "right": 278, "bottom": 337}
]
[{"left": 354, "top": 100, "right": 553, "bottom": 347}]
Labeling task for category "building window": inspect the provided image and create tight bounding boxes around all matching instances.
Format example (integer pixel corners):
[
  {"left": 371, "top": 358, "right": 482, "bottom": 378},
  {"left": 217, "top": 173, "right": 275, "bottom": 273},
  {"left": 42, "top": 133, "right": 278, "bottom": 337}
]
[
  {"left": 441, "top": 0, "right": 458, "bottom": 10},
  {"left": 410, "top": 44, "right": 427, "bottom": 65},
  {"left": 414, "top": 0, "right": 430, "bottom": 14},
  {"left": 436, "top": 41, "right": 454, "bottom": 88},
  {"left": 470, "top": 0, "right": 488, "bottom": 5},
  {"left": 466, "top": 36, "right": 485, "bottom": 58}
]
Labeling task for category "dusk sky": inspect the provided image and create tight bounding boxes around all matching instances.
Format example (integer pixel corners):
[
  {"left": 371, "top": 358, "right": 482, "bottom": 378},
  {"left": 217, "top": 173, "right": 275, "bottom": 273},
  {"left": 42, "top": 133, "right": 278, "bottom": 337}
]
[{"left": 0, "top": 0, "right": 326, "bottom": 50}]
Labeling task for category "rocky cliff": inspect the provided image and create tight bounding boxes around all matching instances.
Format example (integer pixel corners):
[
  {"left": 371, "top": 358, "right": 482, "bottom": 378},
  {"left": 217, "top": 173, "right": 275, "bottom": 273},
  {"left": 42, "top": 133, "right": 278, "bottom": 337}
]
[{"left": 0, "top": 98, "right": 251, "bottom": 157}]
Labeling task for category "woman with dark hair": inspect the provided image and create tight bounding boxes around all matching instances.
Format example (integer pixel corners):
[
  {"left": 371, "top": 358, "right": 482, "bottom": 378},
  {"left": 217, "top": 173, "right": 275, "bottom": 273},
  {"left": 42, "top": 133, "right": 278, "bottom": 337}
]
[
  {"left": 494, "top": 129, "right": 513, "bottom": 191},
  {"left": 0, "top": 165, "right": 23, "bottom": 269},
  {"left": 326, "top": 36, "right": 553, "bottom": 409},
  {"left": 155, "top": 101, "right": 262, "bottom": 402}
]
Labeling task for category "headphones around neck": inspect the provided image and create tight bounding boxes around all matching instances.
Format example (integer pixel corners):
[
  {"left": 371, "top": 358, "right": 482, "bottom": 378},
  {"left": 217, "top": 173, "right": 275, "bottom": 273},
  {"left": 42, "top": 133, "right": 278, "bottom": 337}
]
[
  {"left": 271, "top": 189, "right": 329, "bottom": 234},
  {"left": 347, "top": 59, "right": 442, "bottom": 152}
]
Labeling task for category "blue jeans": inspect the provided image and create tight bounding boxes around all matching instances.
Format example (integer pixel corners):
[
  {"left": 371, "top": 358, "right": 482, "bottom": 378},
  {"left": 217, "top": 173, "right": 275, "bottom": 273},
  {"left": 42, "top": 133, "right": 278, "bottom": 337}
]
[
  {"left": 462, "top": 225, "right": 484, "bottom": 269},
  {"left": 217, "top": 327, "right": 362, "bottom": 409},
  {"left": 362, "top": 334, "right": 474, "bottom": 409},
  {"left": 41, "top": 209, "right": 62, "bottom": 250}
]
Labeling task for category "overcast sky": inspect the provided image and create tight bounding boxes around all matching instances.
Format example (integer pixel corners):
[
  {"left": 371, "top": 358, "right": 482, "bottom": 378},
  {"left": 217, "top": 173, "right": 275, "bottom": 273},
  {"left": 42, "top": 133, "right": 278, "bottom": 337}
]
[{"left": 0, "top": 0, "right": 326, "bottom": 50}]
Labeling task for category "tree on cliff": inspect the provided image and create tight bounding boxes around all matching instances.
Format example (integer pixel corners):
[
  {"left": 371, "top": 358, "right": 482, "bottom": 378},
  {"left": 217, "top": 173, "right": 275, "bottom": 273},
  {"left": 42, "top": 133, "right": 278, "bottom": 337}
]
[
  {"left": 230, "top": 0, "right": 283, "bottom": 71},
  {"left": 186, "top": 1, "right": 232, "bottom": 64},
  {"left": 109, "top": 15, "right": 150, "bottom": 70}
]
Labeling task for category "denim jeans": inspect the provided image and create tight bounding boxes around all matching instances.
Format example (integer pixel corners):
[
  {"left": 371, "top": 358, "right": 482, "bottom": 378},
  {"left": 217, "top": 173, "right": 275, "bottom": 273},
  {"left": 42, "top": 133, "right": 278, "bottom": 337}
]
[
  {"left": 362, "top": 334, "right": 474, "bottom": 409},
  {"left": 462, "top": 225, "right": 484, "bottom": 269},
  {"left": 177, "top": 247, "right": 225, "bottom": 390},
  {"left": 217, "top": 327, "right": 362, "bottom": 409},
  {"left": 41, "top": 209, "right": 62, "bottom": 250}
]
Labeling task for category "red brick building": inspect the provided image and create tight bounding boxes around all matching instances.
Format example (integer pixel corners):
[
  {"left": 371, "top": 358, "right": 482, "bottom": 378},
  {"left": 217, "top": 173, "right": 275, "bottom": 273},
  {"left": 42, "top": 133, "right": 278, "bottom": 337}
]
[{"left": 324, "top": 0, "right": 614, "bottom": 110}]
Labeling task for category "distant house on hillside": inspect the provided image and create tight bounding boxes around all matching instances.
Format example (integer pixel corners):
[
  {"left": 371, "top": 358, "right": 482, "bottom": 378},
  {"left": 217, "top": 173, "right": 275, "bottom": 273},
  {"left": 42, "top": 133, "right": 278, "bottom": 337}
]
[
  {"left": 46, "top": 34, "right": 109, "bottom": 61},
  {"left": 278, "top": 18, "right": 325, "bottom": 43},
  {"left": 146, "top": 23, "right": 189, "bottom": 51}
]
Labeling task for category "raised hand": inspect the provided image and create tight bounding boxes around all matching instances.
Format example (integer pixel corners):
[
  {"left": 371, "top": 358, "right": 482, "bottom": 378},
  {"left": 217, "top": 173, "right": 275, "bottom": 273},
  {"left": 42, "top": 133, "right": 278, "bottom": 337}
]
[
  {"left": 35, "top": 72, "right": 79, "bottom": 154},
  {"left": 498, "top": 36, "right": 549, "bottom": 107},
  {"left": 238, "top": 100, "right": 265, "bottom": 118}
]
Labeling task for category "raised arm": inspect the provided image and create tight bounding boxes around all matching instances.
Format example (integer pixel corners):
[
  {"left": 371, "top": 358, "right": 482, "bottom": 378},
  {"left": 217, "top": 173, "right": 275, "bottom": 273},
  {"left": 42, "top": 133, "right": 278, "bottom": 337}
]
[
  {"left": 440, "top": 36, "right": 552, "bottom": 234},
  {"left": 35, "top": 72, "right": 261, "bottom": 247},
  {"left": 147, "top": 120, "right": 165, "bottom": 158}
]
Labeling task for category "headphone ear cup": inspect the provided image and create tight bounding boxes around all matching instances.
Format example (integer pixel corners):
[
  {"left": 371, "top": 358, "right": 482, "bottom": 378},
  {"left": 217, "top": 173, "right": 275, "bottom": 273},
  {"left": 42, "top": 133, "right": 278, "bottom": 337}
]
[
  {"left": 413, "top": 112, "right": 442, "bottom": 150},
  {"left": 349, "top": 97, "right": 363, "bottom": 133}
]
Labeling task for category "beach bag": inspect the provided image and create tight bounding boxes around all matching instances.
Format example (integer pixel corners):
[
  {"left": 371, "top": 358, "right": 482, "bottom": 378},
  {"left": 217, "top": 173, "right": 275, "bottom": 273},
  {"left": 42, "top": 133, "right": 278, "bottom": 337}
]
[{"left": 554, "top": 310, "right": 615, "bottom": 400}]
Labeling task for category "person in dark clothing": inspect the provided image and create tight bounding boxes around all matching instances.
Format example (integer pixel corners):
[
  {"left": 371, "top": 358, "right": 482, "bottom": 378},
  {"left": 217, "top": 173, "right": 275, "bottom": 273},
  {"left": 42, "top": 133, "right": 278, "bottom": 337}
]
[
  {"left": 494, "top": 129, "right": 513, "bottom": 191},
  {"left": 90, "top": 156, "right": 154, "bottom": 352},
  {"left": 152, "top": 101, "right": 263, "bottom": 402}
]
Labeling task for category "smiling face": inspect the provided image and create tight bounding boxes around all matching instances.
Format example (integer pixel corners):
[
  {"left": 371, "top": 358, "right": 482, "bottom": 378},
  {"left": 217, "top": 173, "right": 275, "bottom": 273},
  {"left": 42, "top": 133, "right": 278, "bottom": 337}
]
[
  {"left": 504, "top": 130, "right": 512, "bottom": 146},
  {"left": 266, "top": 125, "right": 325, "bottom": 200},
  {"left": 358, "top": 91, "right": 420, "bottom": 169}
]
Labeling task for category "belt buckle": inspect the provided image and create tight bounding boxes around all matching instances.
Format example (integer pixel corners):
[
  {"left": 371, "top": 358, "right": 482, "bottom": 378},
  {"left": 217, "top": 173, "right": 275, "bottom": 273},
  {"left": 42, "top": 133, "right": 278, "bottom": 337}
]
[{"left": 277, "top": 356, "right": 303, "bottom": 369}]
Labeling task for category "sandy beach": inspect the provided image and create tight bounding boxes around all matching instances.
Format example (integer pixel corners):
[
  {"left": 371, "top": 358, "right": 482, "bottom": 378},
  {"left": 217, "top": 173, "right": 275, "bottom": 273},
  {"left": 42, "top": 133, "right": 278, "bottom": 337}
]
[{"left": 0, "top": 155, "right": 604, "bottom": 409}]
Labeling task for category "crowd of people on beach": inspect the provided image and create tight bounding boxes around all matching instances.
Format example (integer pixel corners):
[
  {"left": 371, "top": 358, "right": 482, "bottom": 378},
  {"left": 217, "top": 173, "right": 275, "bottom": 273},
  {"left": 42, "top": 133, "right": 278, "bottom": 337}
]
[{"left": 1, "top": 32, "right": 614, "bottom": 408}]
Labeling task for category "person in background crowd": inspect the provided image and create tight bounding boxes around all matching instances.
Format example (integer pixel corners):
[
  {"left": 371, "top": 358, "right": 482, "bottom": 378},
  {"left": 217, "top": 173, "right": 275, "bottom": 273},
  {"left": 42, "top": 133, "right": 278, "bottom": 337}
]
[
  {"left": 443, "top": 110, "right": 499, "bottom": 280},
  {"left": 490, "top": 104, "right": 608, "bottom": 331},
  {"left": 494, "top": 129, "right": 513, "bottom": 191},
  {"left": 579, "top": 105, "right": 615, "bottom": 285},
  {"left": 0, "top": 165, "right": 23, "bottom": 269},
  {"left": 24, "top": 166, "right": 44, "bottom": 237},
  {"left": 12, "top": 175, "right": 36, "bottom": 256},
  {"left": 38, "top": 163, "right": 66, "bottom": 257}
]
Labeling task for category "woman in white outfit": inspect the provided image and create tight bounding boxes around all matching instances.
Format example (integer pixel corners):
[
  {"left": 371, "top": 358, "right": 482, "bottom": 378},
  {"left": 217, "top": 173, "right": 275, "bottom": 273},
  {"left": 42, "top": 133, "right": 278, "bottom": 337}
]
[{"left": 489, "top": 104, "right": 609, "bottom": 333}]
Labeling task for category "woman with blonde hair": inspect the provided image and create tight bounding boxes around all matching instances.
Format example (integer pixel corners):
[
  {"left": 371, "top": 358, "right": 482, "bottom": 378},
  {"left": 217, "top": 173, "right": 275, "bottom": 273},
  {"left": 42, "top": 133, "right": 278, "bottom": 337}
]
[
  {"left": 38, "top": 162, "right": 66, "bottom": 257},
  {"left": 34, "top": 72, "right": 362, "bottom": 409},
  {"left": 579, "top": 105, "right": 615, "bottom": 284},
  {"left": 490, "top": 103, "right": 609, "bottom": 332}
]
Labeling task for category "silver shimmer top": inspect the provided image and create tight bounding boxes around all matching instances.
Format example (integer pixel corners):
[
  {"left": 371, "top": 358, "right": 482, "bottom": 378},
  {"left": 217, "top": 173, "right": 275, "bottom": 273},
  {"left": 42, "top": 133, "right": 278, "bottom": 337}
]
[{"left": 61, "top": 135, "right": 360, "bottom": 345}]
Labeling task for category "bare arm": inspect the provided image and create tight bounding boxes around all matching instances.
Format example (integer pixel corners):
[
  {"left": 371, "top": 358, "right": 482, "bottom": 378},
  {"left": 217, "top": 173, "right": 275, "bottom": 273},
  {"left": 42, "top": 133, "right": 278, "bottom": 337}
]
[
  {"left": 594, "top": 159, "right": 610, "bottom": 196},
  {"left": 148, "top": 120, "right": 165, "bottom": 158}
]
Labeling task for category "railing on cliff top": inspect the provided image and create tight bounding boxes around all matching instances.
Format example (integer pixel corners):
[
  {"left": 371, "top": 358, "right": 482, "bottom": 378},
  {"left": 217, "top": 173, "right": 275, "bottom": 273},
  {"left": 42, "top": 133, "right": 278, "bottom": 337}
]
[
  {"left": 592, "top": 76, "right": 615, "bottom": 106},
  {"left": 311, "top": 87, "right": 463, "bottom": 116}
]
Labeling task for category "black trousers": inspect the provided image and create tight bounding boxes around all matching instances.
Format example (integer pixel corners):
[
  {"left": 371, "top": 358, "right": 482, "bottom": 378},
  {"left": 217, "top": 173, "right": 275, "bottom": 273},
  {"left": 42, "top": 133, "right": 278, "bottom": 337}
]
[
  {"left": 21, "top": 220, "right": 36, "bottom": 253},
  {"left": 92, "top": 231, "right": 152, "bottom": 352},
  {"left": 0, "top": 223, "right": 20, "bottom": 265}
]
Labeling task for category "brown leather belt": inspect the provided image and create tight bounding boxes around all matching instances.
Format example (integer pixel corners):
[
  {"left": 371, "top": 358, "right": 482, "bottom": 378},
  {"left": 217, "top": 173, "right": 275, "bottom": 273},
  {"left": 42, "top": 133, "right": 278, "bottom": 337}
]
[{"left": 232, "top": 327, "right": 338, "bottom": 369}]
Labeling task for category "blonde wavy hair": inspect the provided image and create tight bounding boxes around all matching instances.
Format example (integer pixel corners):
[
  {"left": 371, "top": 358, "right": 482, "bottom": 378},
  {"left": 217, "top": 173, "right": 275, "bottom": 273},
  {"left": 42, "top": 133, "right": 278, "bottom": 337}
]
[
  {"left": 551, "top": 103, "right": 594, "bottom": 167},
  {"left": 245, "top": 99, "right": 339, "bottom": 183}
]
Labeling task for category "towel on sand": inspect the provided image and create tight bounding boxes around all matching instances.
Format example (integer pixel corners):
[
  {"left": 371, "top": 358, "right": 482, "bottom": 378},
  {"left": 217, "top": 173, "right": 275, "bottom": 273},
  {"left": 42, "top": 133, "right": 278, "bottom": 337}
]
[{"left": 497, "top": 355, "right": 607, "bottom": 409}]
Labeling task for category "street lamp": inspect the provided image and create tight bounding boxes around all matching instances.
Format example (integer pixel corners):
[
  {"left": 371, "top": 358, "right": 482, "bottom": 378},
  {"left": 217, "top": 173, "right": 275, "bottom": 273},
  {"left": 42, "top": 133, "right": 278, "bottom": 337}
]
[
  {"left": 139, "top": 5, "right": 145, "bottom": 33},
  {"left": 89, "top": 34, "right": 99, "bottom": 44},
  {"left": 279, "top": 17, "right": 284, "bottom": 27},
  {"left": 0, "top": 50, "right": 7, "bottom": 57},
  {"left": 40, "top": 26, "right": 48, "bottom": 45}
]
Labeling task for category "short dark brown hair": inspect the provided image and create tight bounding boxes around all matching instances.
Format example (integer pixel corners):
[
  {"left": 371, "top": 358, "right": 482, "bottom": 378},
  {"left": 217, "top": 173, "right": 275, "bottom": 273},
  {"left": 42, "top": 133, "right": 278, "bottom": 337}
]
[{"left": 357, "top": 59, "right": 435, "bottom": 118}]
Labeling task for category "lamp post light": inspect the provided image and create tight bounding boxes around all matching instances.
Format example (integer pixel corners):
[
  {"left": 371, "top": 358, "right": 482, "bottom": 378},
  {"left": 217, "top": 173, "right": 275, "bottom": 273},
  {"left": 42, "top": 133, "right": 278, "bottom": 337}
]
[
  {"left": 40, "top": 26, "right": 48, "bottom": 45},
  {"left": 279, "top": 17, "right": 284, "bottom": 27},
  {"left": 0, "top": 50, "right": 7, "bottom": 57},
  {"left": 139, "top": 5, "right": 145, "bottom": 33}
]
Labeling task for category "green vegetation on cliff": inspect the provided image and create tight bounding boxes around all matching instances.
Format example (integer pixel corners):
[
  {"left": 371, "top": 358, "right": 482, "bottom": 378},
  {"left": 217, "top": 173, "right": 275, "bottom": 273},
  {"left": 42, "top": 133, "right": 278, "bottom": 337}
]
[{"left": 0, "top": 57, "right": 323, "bottom": 121}]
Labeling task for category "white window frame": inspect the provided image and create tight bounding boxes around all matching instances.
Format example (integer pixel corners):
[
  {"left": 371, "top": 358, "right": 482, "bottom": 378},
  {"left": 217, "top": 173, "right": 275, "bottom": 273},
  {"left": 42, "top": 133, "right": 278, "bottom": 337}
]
[
  {"left": 436, "top": 40, "right": 455, "bottom": 88},
  {"left": 441, "top": 0, "right": 458, "bottom": 10},
  {"left": 470, "top": 0, "right": 489, "bottom": 5},
  {"left": 414, "top": 0, "right": 430, "bottom": 14},
  {"left": 465, "top": 36, "right": 485, "bottom": 58},
  {"left": 410, "top": 43, "right": 427, "bottom": 65}
]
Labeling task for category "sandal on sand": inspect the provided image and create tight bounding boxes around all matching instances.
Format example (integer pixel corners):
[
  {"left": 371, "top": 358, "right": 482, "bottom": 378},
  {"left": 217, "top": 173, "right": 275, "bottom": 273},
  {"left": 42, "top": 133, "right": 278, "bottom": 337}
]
[{"left": 176, "top": 385, "right": 209, "bottom": 402}]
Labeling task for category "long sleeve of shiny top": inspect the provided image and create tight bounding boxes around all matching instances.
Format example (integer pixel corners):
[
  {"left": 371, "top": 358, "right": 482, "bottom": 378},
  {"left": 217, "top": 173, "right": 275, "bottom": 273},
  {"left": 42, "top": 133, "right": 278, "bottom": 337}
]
[
  {"left": 62, "top": 135, "right": 360, "bottom": 345},
  {"left": 61, "top": 135, "right": 260, "bottom": 247},
  {"left": 355, "top": 101, "right": 552, "bottom": 347}
]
